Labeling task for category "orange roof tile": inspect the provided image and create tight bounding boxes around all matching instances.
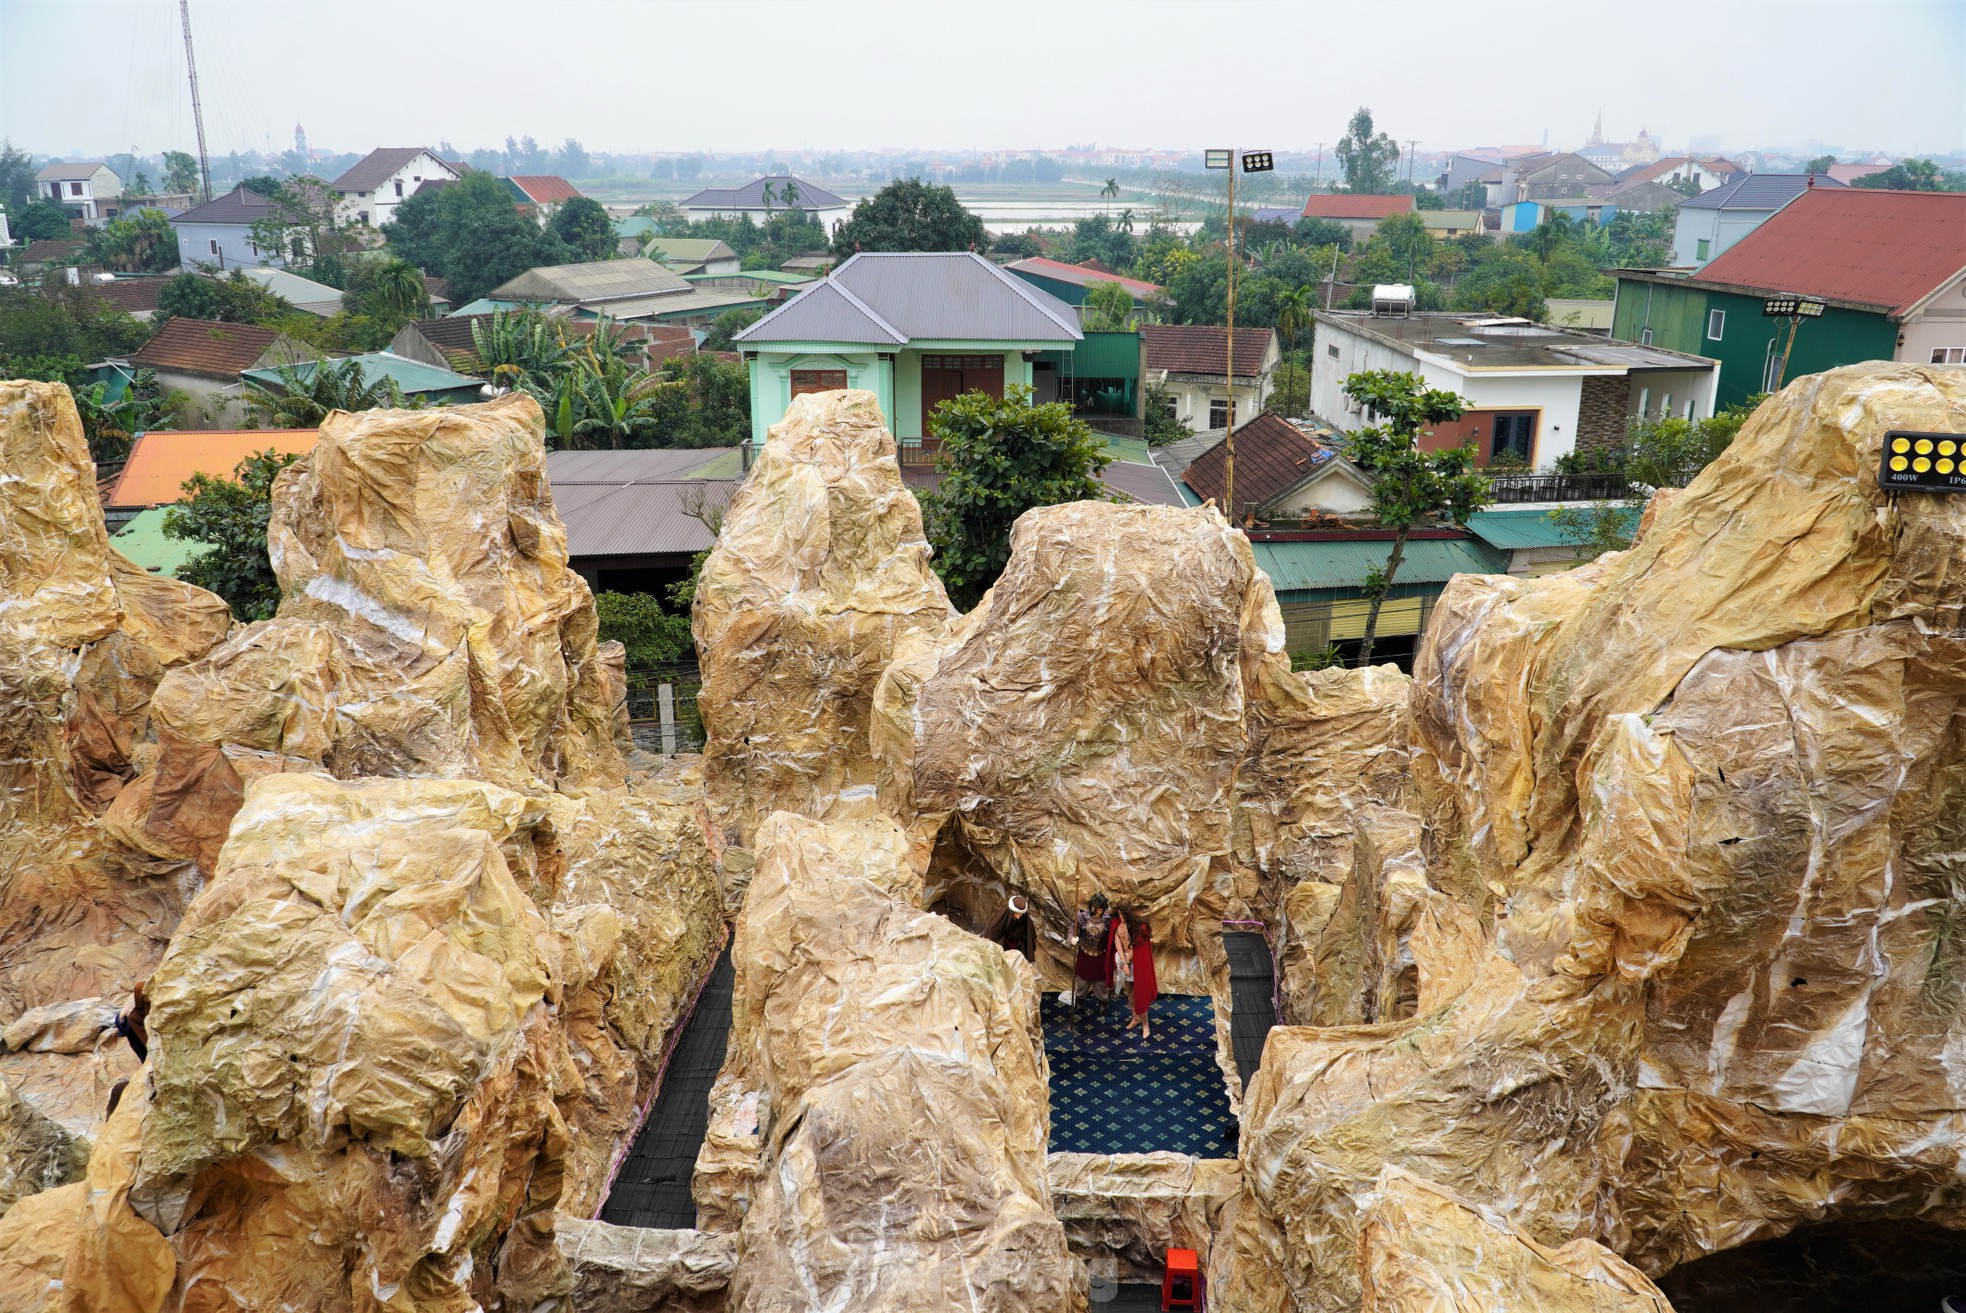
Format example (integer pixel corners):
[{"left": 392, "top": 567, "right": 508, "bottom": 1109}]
[
  {"left": 108, "top": 429, "right": 319, "bottom": 507},
  {"left": 1300, "top": 194, "right": 1415, "bottom": 220}
]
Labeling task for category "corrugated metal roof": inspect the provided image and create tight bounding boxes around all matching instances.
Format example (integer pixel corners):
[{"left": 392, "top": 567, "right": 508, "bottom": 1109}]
[
  {"left": 679, "top": 176, "right": 849, "bottom": 210},
  {"left": 1696, "top": 188, "right": 1966, "bottom": 317},
  {"left": 107, "top": 505, "right": 200, "bottom": 576},
  {"left": 578, "top": 287, "right": 772, "bottom": 321},
  {"left": 737, "top": 253, "right": 1080, "bottom": 346},
  {"left": 1464, "top": 508, "right": 1610, "bottom": 550},
  {"left": 110, "top": 429, "right": 320, "bottom": 507},
  {"left": 1250, "top": 536, "right": 1508, "bottom": 593},
  {"left": 1678, "top": 173, "right": 1845, "bottom": 211},
  {"left": 167, "top": 187, "right": 308, "bottom": 227},
  {"left": 242, "top": 351, "right": 482, "bottom": 395},
  {"left": 1097, "top": 460, "right": 1188, "bottom": 507},
  {"left": 491, "top": 259, "right": 692, "bottom": 304},
  {"left": 1006, "top": 257, "right": 1162, "bottom": 297},
  {"left": 645, "top": 237, "right": 738, "bottom": 262},
  {"left": 545, "top": 448, "right": 739, "bottom": 559}
]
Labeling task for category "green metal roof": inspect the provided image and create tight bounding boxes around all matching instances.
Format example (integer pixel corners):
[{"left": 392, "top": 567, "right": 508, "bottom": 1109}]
[
  {"left": 1466, "top": 507, "right": 1637, "bottom": 551},
  {"left": 613, "top": 216, "right": 658, "bottom": 238},
  {"left": 242, "top": 351, "right": 484, "bottom": 396},
  {"left": 1251, "top": 536, "right": 1509, "bottom": 594},
  {"left": 109, "top": 506, "right": 200, "bottom": 578},
  {"left": 1092, "top": 430, "right": 1153, "bottom": 466},
  {"left": 447, "top": 298, "right": 534, "bottom": 318},
  {"left": 683, "top": 269, "right": 814, "bottom": 286}
]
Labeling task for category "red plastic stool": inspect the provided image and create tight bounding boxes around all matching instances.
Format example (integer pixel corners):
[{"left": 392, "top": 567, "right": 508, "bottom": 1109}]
[{"left": 1163, "top": 1247, "right": 1202, "bottom": 1310}]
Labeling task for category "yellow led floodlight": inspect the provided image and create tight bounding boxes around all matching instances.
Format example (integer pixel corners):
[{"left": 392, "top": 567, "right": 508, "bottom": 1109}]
[{"left": 1881, "top": 430, "right": 1966, "bottom": 492}]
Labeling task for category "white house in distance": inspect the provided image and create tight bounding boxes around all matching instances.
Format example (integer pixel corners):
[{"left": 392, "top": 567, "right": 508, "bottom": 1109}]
[
  {"left": 1142, "top": 324, "right": 1280, "bottom": 432},
  {"left": 36, "top": 162, "right": 123, "bottom": 223},
  {"left": 680, "top": 176, "right": 852, "bottom": 234},
  {"left": 328, "top": 148, "right": 460, "bottom": 228},
  {"left": 1309, "top": 309, "right": 1718, "bottom": 469}
]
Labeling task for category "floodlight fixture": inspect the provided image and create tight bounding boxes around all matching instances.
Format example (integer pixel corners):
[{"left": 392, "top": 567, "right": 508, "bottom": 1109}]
[
  {"left": 1241, "top": 151, "right": 1274, "bottom": 173},
  {"left": 1205, "top": 150, "right": 1232, "bottom": 170},
  {"left": 1880, "top": 431, "right": 1966, "bottom": 493}
]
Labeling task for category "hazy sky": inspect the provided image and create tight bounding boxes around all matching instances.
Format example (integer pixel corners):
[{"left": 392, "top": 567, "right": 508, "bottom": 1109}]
[{"left": 3, "top": 0, "right": 1960, "bottom": 160}]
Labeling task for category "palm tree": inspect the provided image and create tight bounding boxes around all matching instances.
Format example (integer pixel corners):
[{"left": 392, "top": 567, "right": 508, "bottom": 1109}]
[
  {"left": 760, "top": 181, "right": 777, "bottom": 214},
  {"left": 1273, "top": 286, "right": 1312, "bottom": 355},
  {"left": 1532, "top": 209, "right": 1579, "bottom": 264},
  {"left": 470, "top": 308, "right": 570, "bottom": 391},
  {"left": 779, "top": 179, "right": 801, "bottom": 211},
  {"left": 244, "top": 358, "right": 408, "bottom": 428},
  {"left": 1117, "top": 207, "right": 1135, "bottom": 234},
  {"left": 1101, "top": 177, "right": 1120, "bottom": 217},
  {"left": 375, "top": 259, "right": 428, "bottom": 319}
]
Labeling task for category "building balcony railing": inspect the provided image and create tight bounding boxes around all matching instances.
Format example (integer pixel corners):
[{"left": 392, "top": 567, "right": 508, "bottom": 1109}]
[{"left": 1481, "top": 472, "right": 1632, "bottom": 504}]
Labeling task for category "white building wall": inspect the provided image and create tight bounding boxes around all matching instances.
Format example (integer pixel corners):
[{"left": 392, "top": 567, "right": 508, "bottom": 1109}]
[
  {"left": 1898, "top": 273, "right": 1966, "bottom": 364},
  {"left": 336, "top": 151, "right": 458, "bottom": 228}
]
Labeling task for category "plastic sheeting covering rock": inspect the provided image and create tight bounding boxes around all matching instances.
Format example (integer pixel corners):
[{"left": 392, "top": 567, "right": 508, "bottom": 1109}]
[
  {"left": 1047, "top": 1151, "right": 1240, "bottom": 1283},
  {"left": 557, "top": 1219, "right": 734, "bottom": 1313},
  {"left": 693, "top": 389, "right": 951, "bottom": 849},
  {"left": 716, "top": 810, "right": 1081, "bottom": 1312},
  {"left": 1212, "top": 364, "right": 1966, "bottom": 1310},
  {"left": 108, "top": 394, "right": 626, "bottom": 874},
  {"left": 1359, "top": 1168, "right": 1671, "bottom": 1312}
]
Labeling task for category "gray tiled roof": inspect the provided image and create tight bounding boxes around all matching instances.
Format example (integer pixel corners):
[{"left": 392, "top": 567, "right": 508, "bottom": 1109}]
[
  {"left": 546, "top": 448, "right": 738, "bottom": 559},
  {"left": 1677, "top": 173, "right": 1848, "bottom": 211},
  {"left": 330, "top": 147, "right": 446, "bottom": 194},
  {"left": 168, "top": 187, "right": 308, "bottom": 227},
  {"left": 736, "top": 252, "right": 1080, "bottom": 346},
  {"left": 491, "top": 259, "right": 692, "bottom": 303},
  {"left": 679, "top": 176, "right": 848, "bottom": 210}
]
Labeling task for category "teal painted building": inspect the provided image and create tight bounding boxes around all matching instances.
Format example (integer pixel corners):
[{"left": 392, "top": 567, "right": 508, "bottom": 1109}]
[
  {"left": 242, "top": 350, "right": 486, "bottom": 407},
  {"left": 1612, "top": 272, "right": 1898, "bottom": 410},
  {"left": 733, "top": 252, "right": 1084, "bottom": 446}
]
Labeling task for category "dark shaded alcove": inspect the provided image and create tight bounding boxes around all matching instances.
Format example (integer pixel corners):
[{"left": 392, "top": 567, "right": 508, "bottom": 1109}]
[{"left": 1656, "top": 1218, "right": 1966, "bottom": 1313}]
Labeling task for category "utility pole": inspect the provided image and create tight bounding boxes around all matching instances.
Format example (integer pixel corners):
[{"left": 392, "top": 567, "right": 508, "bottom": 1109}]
[
  {"left": 1404, "top": 140, "right": 1421, "bottom": 187},
  {"left": 179, "top": 0, "right": 212, "bottom": 203},
  {"left": 1225, "top": 153, "right": 1236, "bottom": 520},
  {"left": 1313, "top": 142, "right": 1325, "bottom": 190}
]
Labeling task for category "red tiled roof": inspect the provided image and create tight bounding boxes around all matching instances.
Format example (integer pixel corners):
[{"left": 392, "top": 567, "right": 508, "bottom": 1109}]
[
  {"left": 86, "top": 278, "right": 170, "bottom": 315},
  {"left": 1143, "top": 324, "right": 1274, "bottom": 378},
  {"left": 1300, "top": 194, "right": 1415, "bottom": 220},
  {"left": 1005, "top": 256, "right": 1162, "bottom": 298},
  {"left": 109, "top": 429, "right": 319, "bottom": 507},
  {"left": 1182, "top": 413, "right": 1343, "bottom": 513},
  {"left": 509, "top": 175, "right": 582, "bottom": 204},
  {"left": 1696, "top": 188, "right": 1966, "bottom": 318},
  {"left": 128, "top": 317, "right": 286, "bottom": 378}
]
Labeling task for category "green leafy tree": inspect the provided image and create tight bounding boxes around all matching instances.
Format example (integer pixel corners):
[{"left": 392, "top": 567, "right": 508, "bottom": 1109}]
[
  {"left": 1081, "top": 279, "right": 1137, "bottom": 331},
  {"left": 0, "top": 284, "right": 150, "bottom": 381},
  {"left": 438, "top": 172, "right": 567, "bottom": 303},
  {"left": 163, "top": 449, "right": 305, "bottom": 621},
  {"left": 82, "top": 208, "right": 178, "bottom": 273},
  {"left": 593, "top": 590, "right": 692, "bottom": 667},
  {"left": 1064, "top": 213, "right": 1138, "bottom": 270},
  {"left": 157, "top": 270, "right": 292, "bottom": 324},
  {"left": 126, "top": 168, "right": 156, "bottom": 197},
  {"left": 0, "top": 140, "right": 36, "bottom": 214},
  {"left": 71, "top": 368, "right": 183, "bottom": 463},
  {"left": 830, "top": 178, "right": 987, "bottom": 257},
  {"left": 1273, "top": 286, "right": 1313, "bottom": 354},
  {"left": 1339, "top": 370, "right": 1487, "bottom": 664},
  {"left": 1268, "top": 359, "right": 1309, "bottom": 417},
  {"left": 383, "top": 185, "right": 446, "bottom": 272},
  {"left": 918, "top": 385, "right": 1111, "bottom": 608},
  {"left": 1143, "top": 382, "right": 1190, "bottom": 446},
  {"left": 471, "top": 307, "right": 571, "bottom": 392},
  {"left": 550, "top": 196, "right": 616, "bottom": 263},
  {"left": 1449, "top": 252, "right": 1547, "bottom": 321},
  {"left": 243, "top": 357, "right": 407, "bottom": 428},
  {"left": 1667, "top": 176, "right": 1704, "bottom": 198},
  {"left": 645, "top": 352, "right": 752, "bottom": 448},
  {"left": 1803, "top": 154, "right": 1837, "bottom": 175},
  {"left": 991, "top": 232, "right": 1043, "bottom": 258},
  {"left": 556, "top": 138, "right": 590, "bottom": 178},
  {"left": 372, "top": 259, "right": 429, "bottom": 318},
  {"left": 1550, "top": 400, "right": 1757, "bottom": 559},
  {"left": 1531, "top": 210, "right": 1579, "bottom": 263},
  {"left": 702, "top": 307, "right": 762, "bottom": 351},
  {"left": 1336, "top": 108, "right": 1400, "bottom": 195},
  {"left": 161, "top": 151, "right": 200, "bottom": 196},
  {"left": 1852, "top": 158, "right": 1950, "bottom": 191},
  {"left": 15, "top": 201, "right": 73, "bottom": 241},
  {"left": 238, "top": 175, "right": 284, "bottom": 197}
]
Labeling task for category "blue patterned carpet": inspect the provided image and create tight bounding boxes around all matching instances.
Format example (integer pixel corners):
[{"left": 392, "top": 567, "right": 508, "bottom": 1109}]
[{"left": 1042, "top": 993, "right": 1236, "bottom": 1156}]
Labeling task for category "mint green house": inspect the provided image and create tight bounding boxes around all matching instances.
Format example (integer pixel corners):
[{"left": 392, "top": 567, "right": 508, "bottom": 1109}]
[{"left": 733, "top": 252, "right": 1083, "bottom": 448}]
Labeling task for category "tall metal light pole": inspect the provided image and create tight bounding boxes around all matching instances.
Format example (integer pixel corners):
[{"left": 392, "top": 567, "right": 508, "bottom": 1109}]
[
  {"left": 1206, "top": 149, "right": 1274, "bottom": 524},
  {"left": 179, "top": 0, "right": 212, "bottom": 203}
]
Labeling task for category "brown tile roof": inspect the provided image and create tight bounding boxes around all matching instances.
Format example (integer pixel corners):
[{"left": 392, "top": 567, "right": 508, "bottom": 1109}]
[
  {"left": 330, "top": 147, "right": 442, "bottom": 193},
  {"left": 1181, "top": 412, "right": 1345, "bottom": 514},
  {"left": 1299, "top": 194, "right": 1415, "bottom": 220},
  {"left": 1696, "top": 187, "right": 1966, "bottom": 317},
  {"left": 21, "top": 238, "right": 87, "bottom": 264},
  {"left": 129, "top": 317, "right": 287, "bottom": 379},
  {"left": 85, "top": 277, "right": 170, "bottom": 315},
  {"left": 1143, "top": 324, "right": 1274, "bottom": 378}
]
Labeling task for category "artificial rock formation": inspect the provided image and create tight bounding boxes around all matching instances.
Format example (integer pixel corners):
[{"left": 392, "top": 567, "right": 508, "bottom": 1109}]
[
  {"left": 714, "top": 810, "right": 1080, "bottom": 1312},
  {"left": 1213, "top": 362, "right": 1966, "bottom": 1310},
  {"left": 694, "top": 389, "right": 952, "bottom": 849}
]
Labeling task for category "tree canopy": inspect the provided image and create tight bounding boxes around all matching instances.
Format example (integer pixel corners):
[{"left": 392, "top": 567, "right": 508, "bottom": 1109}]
[
  {"left": 830, "top": 179, "right": 987, "bottom": 257},
  {"left": 163, "top": 449, "right": 306, "bottom": 621},
  {"left": 158, "top": 270, "right": 292, "bottom": 324},
  {"left": 550, "top": 196, "right": 616, "bottom": 262},
  {"left": 82, "top": 209, "right": 179, "bottom": 273},
  {"left": 14, "top": 201, "right": 73, "bottom": 242},
  {"left": 918, "top": 385, "right": 1110, "bottom": 609},
  {"left": 383, "top": 171, "right": 568, "bottom": 304},
  {"left": 1340, "top": 369, "right": 1489, "bottom": 664},
  {"left": 1336, "top": 108, "right": 1401, "bottom": 195}
]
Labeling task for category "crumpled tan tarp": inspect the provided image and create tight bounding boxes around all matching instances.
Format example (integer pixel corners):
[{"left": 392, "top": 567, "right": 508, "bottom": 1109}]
[
  {"left": 557, "top": 1217, "right": 735, "bottom": 1313},
  {"left": 1048, "top": 1151, "right": 1241, "bottom": 1284},
  {"left": 694, "top": 389, "right": 952, "bottom": 849},
  {"left": 717, "top": 810, "right": 1081, "bottom": 1312},
  {"left": 0, "top": 382, "right": 229, "bottom": 1151},
  {"left": 0, "top": 1076, "right": 89, "bottom": 1219},
  {"left": 1214, "top": 363, "right": 1966, "bottom": 1308},
  {"left": 107, "top": 394, "right": 626, "bottom": 875},
  {"left": 1359, "top": 1168, "right": 1671, "bottom": 1312}
]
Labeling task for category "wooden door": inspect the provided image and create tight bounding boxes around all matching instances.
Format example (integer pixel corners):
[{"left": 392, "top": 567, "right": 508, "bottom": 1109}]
[{"left": 919, "top": 355, "right": 1005, "bottom": 432}]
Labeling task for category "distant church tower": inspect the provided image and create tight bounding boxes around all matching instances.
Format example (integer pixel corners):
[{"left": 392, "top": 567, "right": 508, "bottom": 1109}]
[
  {"left": 1589, "top": 110, "right": 1605, "bottom": 146},
  {"left": 295, "top": 122, "right": 308, "bottom": 161}
]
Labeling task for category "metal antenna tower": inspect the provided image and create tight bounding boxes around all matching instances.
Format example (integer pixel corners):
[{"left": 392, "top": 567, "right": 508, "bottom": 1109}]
[{"left": 179, "top": 0, "right": 212, "bottom": 202}]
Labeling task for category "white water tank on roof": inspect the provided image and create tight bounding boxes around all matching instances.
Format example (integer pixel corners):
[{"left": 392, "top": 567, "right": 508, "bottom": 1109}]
[{"left": 1372, "top": 284, "right": 1415, "bottom": 317}]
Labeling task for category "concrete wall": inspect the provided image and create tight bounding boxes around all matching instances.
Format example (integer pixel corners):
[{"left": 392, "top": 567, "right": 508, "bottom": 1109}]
[
  {"left": 153, "top": 369, "right": 248, "bottom": 427},
  {"left": 1899, "top": 271, "right": 1966, "bottom": 365},
  {"left": 335, "top": 151, "right": 456, "bottom": 228},
  {"left": 174, "top": 220, "right": 292, "bottom": 271}
]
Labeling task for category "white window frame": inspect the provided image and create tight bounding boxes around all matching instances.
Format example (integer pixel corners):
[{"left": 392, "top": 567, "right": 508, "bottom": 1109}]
[
  {"left": 1706, "top": 309, "right": 1725, "bottom": 340},
  {"left": 1640, "top": 328, "right": 1653, "bottom": 346}
]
